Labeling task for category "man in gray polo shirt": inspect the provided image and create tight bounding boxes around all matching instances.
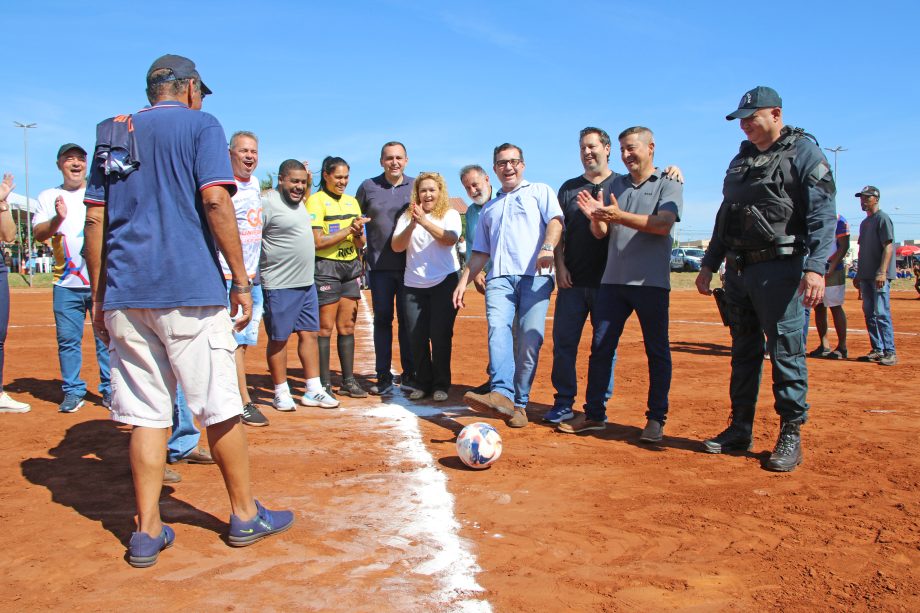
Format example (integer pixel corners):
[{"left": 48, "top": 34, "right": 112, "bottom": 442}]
[
  {"left": 261, "top": 159, "right": 338, "bottom": 410},
  {"left": 559, "top": 126, "right": 682, "bottom": 442}
]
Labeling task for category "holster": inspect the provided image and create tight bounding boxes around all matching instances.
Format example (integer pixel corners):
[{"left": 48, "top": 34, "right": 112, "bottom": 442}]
[{"left": 713, "top": 288, "right": 730, "bottom": 327}]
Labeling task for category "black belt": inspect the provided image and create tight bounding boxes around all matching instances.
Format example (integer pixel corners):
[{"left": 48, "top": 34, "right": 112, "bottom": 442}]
[{"left": 726, "top": 244, "right": 805, "bottom": 273}]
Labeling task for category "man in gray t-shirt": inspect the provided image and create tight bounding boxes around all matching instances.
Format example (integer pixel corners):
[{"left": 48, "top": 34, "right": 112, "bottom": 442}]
[
  {"left": 261, "top": 160, "right": 338, "bottom": 410},
  {"left": 559, "top": 126, "right": 682, "bottom": 443},
  {"left": 854, "top": 185, "right": 897, "bottom": 365}
]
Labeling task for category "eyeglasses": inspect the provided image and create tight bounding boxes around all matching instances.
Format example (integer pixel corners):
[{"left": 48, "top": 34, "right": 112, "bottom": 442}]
[{"left": 495, "top": 158, "right": 522, "bottom": 168}]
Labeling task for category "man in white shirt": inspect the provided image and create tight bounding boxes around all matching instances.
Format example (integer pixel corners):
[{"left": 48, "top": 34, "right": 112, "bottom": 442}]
[{"left": 33, "top": 144, "right": 111, "bottom": 413}]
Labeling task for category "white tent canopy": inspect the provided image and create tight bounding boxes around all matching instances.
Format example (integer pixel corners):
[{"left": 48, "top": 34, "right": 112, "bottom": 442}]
[{"left": 6, "top": 192, "right": 40, "bottom": 212}]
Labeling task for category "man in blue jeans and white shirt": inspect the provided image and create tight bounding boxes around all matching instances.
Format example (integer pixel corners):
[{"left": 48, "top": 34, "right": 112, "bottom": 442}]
[
  {"left": 454, "top": 143, "right": 564, "bottom": 428},
  {"left": 560, "top": 127, "right": 682, "bottom": 442},
  {"left": 34, "top": 143, "right": 111, "bottom": 413}
]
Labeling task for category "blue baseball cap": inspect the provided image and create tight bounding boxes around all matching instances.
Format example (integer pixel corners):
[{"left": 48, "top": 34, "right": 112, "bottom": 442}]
[{"left": 147, "top": 54, "right": 212, "bottom": 95}]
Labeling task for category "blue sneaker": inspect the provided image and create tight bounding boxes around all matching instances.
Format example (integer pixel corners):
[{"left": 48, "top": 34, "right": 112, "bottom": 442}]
[
  {"left": 543, "top": 405, "right": 574, "bottom": 423},
  {"left": 101, "top": 391, "right": 113, "bottom": 410},
  {"left": 58, "top": 394, "right": 85, "bottom": 414},
  {"left": 128, "top": 525, "right": 175, "bottom": 568},
  {"left": 228, "top": 500, "right": 294, "bottom": 547}
]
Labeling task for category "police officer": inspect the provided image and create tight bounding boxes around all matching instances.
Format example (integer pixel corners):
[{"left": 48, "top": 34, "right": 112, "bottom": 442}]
[{"left": 695, "top": 86, "right": 836, "bottom": 472}]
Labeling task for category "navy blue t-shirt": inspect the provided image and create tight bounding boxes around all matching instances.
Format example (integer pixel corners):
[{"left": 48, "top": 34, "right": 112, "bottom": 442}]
[
  {"left": 557, "top": 174, "right": 618, "bottom": 288},
  {"left": 85, "top": 101, "right": 236, "bottom": 310}
]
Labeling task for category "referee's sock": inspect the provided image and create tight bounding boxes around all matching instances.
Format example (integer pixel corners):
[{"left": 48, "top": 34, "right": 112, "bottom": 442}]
[
  {"left": 338, "top": 334, "right": 355, "bottom": 381},
  {"left": 318, "top": 336, "right": 331, "bottom": 386}
]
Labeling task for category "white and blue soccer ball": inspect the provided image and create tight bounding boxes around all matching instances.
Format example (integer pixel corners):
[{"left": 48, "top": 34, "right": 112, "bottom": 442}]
[{"left": 456, "top": 422, "right": 503, "bottom": 469}]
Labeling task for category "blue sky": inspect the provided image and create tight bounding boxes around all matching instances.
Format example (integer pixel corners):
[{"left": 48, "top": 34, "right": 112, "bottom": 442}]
[{"left": 3, "top": 0, "right": 918, "bottom": 240}]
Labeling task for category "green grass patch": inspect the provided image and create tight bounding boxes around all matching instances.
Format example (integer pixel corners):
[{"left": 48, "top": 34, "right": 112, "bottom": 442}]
[{"left": 8, "top": 273, "right": 54, "bottom": 288}]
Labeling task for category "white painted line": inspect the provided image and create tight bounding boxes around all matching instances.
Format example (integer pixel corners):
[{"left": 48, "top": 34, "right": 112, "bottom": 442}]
[{"left": 356, "top": 296, "right": 490, "bottom": 611}]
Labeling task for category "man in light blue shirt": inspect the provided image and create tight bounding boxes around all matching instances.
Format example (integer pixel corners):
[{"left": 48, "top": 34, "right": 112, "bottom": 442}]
[{"left": 453, "top": 143, "right": 564, "bottom": 428}]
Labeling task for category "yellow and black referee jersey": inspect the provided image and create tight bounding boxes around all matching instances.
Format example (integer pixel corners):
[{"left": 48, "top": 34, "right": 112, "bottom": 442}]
[{"left": 305, "top": 190, "right": 363, "bottom": 261}]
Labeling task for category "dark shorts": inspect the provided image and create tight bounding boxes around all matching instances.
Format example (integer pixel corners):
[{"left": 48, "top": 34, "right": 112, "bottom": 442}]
[
  {"left": 263, "top": 285, "right": 320, "bottom": 340},
  {"left": 315, "top": 258, "right": 362, "bottom": 306}
]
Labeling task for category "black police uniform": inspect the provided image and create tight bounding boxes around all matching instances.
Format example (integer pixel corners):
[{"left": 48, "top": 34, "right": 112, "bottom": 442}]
[{"left": 701, "top": 125, "right": 836, "bottom": 469}]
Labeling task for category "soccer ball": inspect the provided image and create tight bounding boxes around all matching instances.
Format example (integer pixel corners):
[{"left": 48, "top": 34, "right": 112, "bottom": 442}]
[{"left": 456, "top": 422, "right": 503, "bottom": 469}]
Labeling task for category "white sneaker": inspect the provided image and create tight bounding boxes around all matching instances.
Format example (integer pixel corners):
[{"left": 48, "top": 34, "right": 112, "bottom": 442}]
[
  {"left": 433, "top": 390, "right": 448, "bottom": 402},
  {"left": 0, "top": 392, "right": 30, "bottom": 413},
  {"left": 272, "top": 392, "right": 296, "bottom": 412},
  {"left": 301, "top": 389, "right": 340, "bottom": 409}
]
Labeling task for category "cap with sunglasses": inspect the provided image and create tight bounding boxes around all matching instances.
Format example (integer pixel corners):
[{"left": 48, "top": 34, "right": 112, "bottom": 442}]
[
  {"left": 854, "top": 185, "right": 880, "bottom": 198},
  {"left": 146, "top": 54, "right": 212, "bottom": 95}
]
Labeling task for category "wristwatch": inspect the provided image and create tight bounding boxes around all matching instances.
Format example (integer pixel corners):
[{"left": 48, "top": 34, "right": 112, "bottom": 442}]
[{"left": 540, "top": 243, "right": 555, "bottom": 252}]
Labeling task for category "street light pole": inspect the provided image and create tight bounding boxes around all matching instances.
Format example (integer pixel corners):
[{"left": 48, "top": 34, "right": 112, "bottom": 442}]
[
  {"left": 14, "top": 121, "right": 37, "bottom": 287},
  {"left": 823, "top": 145, "right": 847, "bottom": 182}
]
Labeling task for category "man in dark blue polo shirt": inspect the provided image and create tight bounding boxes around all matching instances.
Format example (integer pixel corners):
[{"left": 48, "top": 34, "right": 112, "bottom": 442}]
[
  {"left": 84, "top": 54, "right": 292, "bottom": 567},
  {"left": 356, "top": 141, "right": 416, "bottom": 394}
]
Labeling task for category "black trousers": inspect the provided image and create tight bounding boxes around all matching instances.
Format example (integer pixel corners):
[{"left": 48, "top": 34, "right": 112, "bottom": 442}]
[{"left": 404, "top": 272, "right": 459, "bottom": 393}]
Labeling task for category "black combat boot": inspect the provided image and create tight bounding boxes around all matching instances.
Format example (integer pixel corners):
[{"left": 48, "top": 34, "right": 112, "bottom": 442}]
[
  {"left": 703, "top": 408, "right": 754, "bottom": 454},
  {"left": 765, "top": 421, "right": 803, "bottom": 472}
]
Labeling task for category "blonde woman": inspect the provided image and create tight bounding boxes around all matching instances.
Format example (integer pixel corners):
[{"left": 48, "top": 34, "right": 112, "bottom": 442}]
[{"left": 391, "top": 172, "right": 461, "bottom": 402}]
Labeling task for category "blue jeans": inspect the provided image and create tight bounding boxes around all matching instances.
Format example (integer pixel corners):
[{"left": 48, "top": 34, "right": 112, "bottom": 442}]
[
  {"left": 485, "top": 275, "right": 554, "bottom": 407},
  {"left": 724, "top": 257, "right": 808, "bottom": 423},
  {"left": 587, "top": 284, "right": 671, "bottom": 424},
  {"left": 367, "top": 270, "right": 413, "bottom": 379},
  {"left": 167, "top": 386, "right": 201, "bottom": 463},
  {"left": 52, "top": 285, "right": 111, "bottom": 397},
  {"left": 551, "top": 286, "right": 615, "bottom": 412},
  {"left": 859, "top": 279, "right": 895, "bottom": 354}
]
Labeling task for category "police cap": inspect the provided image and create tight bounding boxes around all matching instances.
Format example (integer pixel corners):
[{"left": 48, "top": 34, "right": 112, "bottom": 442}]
[{"left": 726, "top": 86, "right": 782, "bottom": 120}]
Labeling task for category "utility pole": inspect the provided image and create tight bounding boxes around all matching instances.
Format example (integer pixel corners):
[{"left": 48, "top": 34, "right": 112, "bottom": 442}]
[
  {"left": 823, "top": 145, "right": 847, "bottom": 181},
  {"left": 13, "top": 122, "right": 37, "bottom": 287}
]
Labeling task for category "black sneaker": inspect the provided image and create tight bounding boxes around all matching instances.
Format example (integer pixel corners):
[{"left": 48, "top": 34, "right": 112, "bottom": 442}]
[
  {"left": 339, "top": 378, "right": 368, "bottom": 398},
  {"left": 369, "top": 375, "right": 394, "bottom": 395},
  {"left": 399, "top": 374, "right": 420, "bottom": 393},
  {"left": 241, "top": 402, "right": 269, "bottom": 427},
  {"left": 702, "top": 424, "right": 752, "bottom": 454},
  {"left": 765, "top": 422, "right": 803, "bottom": 472}
]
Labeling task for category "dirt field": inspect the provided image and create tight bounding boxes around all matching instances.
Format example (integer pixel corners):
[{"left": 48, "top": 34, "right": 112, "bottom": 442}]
[{"left": 1, "top": 285, "right": 917, "bottom": 612}]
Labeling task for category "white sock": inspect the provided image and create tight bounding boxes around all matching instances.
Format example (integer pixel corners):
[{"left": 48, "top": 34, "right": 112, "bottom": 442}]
[
  {"left": 274, "top": 382, "right": 290, "bottom": 396},
  {"left": 306, "top": 377, "right": 322, "bottom": 393}
]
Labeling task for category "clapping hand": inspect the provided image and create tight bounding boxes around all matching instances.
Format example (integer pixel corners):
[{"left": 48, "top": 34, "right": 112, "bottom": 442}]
[
  {"left": 0, "top": 173, "right": 14, "bottom": 202},
  {"left": 350, "top": 216, "right": 370, "bottom": 236}
]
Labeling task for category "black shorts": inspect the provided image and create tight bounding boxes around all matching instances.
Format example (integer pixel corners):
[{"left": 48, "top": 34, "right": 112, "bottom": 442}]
[{"left": 315, "top": 258, "right": 363, "bottom": 306}]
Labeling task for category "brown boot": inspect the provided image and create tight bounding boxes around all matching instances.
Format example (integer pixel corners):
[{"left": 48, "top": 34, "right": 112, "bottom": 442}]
[
  {"left": 508, "top": 407, "right": 529, "bottom": 428},
  {"left": 463, "top": 391, "right": 515, "bottom": 418}
]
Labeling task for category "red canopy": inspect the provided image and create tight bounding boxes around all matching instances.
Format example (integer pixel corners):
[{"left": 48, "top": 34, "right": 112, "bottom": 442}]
[{"left": 895, "top": 245, "right": 920, "bottom": 256}]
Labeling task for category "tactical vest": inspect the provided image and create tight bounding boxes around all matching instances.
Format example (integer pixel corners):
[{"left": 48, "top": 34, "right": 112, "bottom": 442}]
[{"left": 716, "top": 126, "right": 815, "bottom": 252}]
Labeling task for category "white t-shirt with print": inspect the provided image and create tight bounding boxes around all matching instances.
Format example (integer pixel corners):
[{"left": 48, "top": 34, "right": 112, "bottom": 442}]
[
  {"left": 33, "top": 185, "right": 90, "bottom": 289},
  {"left": 395, "top": 208, "right": 462, "bottom": 288},
  {"left": 219, "top": 175, "right": 263, "bottom": 279}
]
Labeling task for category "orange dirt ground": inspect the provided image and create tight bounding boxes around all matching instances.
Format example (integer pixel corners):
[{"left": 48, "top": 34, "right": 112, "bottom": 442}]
[{"left": 1, "top": 286, "right": 917, "bottom": 612}]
